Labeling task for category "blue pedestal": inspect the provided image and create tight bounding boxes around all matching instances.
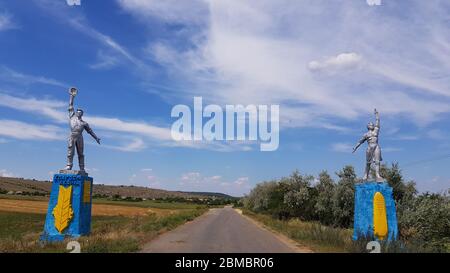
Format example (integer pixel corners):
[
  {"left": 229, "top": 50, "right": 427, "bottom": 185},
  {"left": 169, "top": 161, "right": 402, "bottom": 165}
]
[
  {"left": 353, "top": 182, "right": 398, "bottom": 241},
  {"left": 40, "top": 173, "right": 93, "bottom": 242}
]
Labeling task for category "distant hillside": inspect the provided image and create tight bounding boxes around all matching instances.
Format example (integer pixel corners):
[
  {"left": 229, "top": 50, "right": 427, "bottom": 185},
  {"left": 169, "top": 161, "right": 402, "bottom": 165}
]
[
  {"left": 180, "top": 191, "right": 237, "bottom": 199},
  {"left": 0, "top": 177, "right": 235, "bottom": 199}
]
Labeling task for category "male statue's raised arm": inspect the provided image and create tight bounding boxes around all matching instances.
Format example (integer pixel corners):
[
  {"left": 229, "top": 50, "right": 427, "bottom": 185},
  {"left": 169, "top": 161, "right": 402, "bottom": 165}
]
[
  {"left": 69, "top": 87, "right": 76, "bottom": 118},
  {"left": 374, "top": 108, "right": 380, "bottom": 134}
]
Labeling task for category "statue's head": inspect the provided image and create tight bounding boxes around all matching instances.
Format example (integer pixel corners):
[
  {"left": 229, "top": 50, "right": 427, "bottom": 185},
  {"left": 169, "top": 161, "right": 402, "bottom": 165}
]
[
  {"left": 367, "top": 122, "right": 375, "bottom": 131},
  {"left": 76, "top": 109, "right": 84, "bottom": 118}
]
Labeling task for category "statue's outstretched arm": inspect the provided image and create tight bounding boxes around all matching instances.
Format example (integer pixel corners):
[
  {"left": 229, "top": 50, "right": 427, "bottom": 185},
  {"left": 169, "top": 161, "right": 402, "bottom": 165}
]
[
  {"left": 85, "top": 124, "right": 101, "bottom": 144},
  {"left": 353, "top": 135, "right": 367, "bottom": 153}
]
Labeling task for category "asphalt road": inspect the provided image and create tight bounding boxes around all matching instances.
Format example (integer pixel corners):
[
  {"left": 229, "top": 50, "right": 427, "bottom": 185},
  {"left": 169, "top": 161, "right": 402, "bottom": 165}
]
[{"left": 141, "top": 207, "right": 309, "bottom": 253}]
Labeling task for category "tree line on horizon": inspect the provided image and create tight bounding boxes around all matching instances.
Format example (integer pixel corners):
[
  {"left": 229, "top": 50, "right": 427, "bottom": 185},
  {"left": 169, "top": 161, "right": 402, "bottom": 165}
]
[{"left": 243, "top": 163, "right": 449, "bottom": 252}]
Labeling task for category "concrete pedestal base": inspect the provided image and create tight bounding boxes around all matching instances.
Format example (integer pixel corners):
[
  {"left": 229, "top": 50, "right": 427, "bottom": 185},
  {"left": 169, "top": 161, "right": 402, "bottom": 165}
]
[
  {"left": 353, "top": 182, "right": 398, "bottom": 241},
  {"left": 40, "top": 173, "right": 93, "bottom": 242}
]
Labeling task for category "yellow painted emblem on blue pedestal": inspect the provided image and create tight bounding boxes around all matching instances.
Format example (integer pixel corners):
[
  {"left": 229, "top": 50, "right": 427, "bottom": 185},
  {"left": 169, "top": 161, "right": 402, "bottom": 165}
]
[
  {"left": 373, "top": 191, "right": 388, "bottom": 240},
  {"left": 52, "top": 185, "right": 74, "bottom": 233}
]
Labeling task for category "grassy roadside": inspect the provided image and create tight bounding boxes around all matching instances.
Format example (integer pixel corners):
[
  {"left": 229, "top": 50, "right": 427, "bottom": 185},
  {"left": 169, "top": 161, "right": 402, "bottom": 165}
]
[
  {"left": 242, "top": 210, "right": 354, "bottom": 253},
  {"left": 243, "top": 210, "right": 450, "bottom": 253},
  {"left": 0, "top": 206, "right": 208, "bottom": 253}
]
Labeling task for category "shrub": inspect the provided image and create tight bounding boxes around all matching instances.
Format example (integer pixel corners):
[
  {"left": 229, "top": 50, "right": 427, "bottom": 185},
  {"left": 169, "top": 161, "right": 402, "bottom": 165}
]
[
  {"left": 314, "top": 171, "right": 335, "bottom": 226},
  {"left": 331, "top": 166, "right": 356, "bottom": 228}
]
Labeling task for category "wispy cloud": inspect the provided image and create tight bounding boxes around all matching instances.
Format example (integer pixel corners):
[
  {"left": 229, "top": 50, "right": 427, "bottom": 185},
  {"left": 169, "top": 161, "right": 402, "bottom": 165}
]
[
  {"left": 0, "top": 12, "right": 16, "bottom": 31},
  {"left": 388, "top": 135, "right": 419, "bottom": 141},
  {"left": 0, "top": 92, "right": 171, "bottom": 141},
  {"left": 117, "top": 0, "right": 208, "bottom": 26},
  {"left": 0, "top": 169, "right": 15, "bottom": 178},
  {"left": 382, "top": 147, "right": 402, "bottom": 153},
  {"left": 0, "top": 93, "right": 66, "bottom": 122},
  {"left": 0, "top": 119, "right": 64, "bottom": 141},
  {"left": 178, "top": 171, "right": 250, "bottom": 196},
  {"left": 331, "top": 142, "right": 353, "bottom": 153},
  {"left": 427, "top": 129, "right": 446, "bottom": 140},
  {"left": 308, "top": 53, "right": 363, "bottom": 73},
  {"left": 118, "top": 0, "right": 450, "bottom": 129},
  {"left": 68, "top": 18, "right": 145, "bottom": 68},
  {"left": 0, "top": 92, "right": 253, "bottom": 152},
  {"left": 89, "top": 51, "right": 120, "bottom": 70},
  {"left": 33, "top": 0, "right": 151, "bottom": 74},
  {"left": 0, "top": 66, "right": 68, "bottom": 88},
  {"left": 102, "top": 137, "right": 146, "bottom": 152}
]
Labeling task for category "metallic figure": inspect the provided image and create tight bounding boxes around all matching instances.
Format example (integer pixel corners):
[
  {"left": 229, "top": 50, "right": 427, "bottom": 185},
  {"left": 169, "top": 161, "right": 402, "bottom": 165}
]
[
  {"left": 352, "top": 108, "right": 384, "bottom": 182},
  {"left": 65, "top": 88, "right": 100, "bottom": 171}
]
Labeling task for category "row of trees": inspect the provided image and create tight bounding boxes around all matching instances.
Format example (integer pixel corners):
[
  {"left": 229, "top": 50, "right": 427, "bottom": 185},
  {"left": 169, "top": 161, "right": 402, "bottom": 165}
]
[{"left": 243, "top": 164, "right": 449, "bottom": 252}]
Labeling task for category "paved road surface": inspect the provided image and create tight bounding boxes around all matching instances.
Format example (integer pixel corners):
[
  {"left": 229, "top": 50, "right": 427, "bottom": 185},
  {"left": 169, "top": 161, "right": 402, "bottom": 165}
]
[{"left": 141, "top": 207, "right": 308, "bottom": 253}]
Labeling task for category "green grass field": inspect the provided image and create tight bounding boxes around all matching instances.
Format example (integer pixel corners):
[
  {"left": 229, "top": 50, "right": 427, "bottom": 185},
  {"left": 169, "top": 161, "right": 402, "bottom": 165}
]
[{"left": 0, "top": 200, "right": 208, "bottom": 253}]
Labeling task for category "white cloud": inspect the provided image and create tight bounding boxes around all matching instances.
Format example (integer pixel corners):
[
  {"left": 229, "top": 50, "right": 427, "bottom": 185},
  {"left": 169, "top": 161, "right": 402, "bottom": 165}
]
[
  {"left": 427, "top": 129, "right": 446, "bottom": 140},
  {"left": 0, "top": 92, "right": 256, "bottom": 152},
  {"left": 0, "top": 66, "right": 68, "bottom": 88},
  {"left": 0, "top": 92, "right": 172, "bottom": 143},
  {"left": 103, "top": 137, "right": 146, "bottom": 152},
  {"left": 89, "top": 51, "right": 120, "bottom": 70},
  {"left": 308, "top": 53, "right": 363, "bottom": 73},
  {"left": 68, "top": 18, "right": 144, "bottom": 68},
  {"left": 0, "top": 119, "right": 64, "bottom": 141},
  {"left": 0, "top": 169, "right": 14, "bottom": 177},
  {"left": 117, "top": 0, "right": 208, "bottom": 25},
  {"left": 0, "top": 93, "right": 66, "bottom": 122},
  {"left": 119, "top": 0, "right": 450, "bottom": 129},
  {"left": 181, "top": 172, "right": 201, "bottom": 183},
  {"left": 382, "top": 147, "right": 402, "bottom": 153},
  {"left": 389, "top": 135, "right": 419, "bottom": 141},
  {"left": 178, "top": 172, "right": 251, "bottom": 196},
  {"left": 233, "top": 177, "right": 249, "bottom": 186},
  {"left": 366, "top": 0, "right": 382, "bottom": 6},
  {"left": 34, "top": 0, "right": 150, "bottom": 73},
  {"left": 331, "top": 142, "right": 353, "bottom": 153},
  {"left": 0, "top": 13, "right": 15, "bottom": 31}
]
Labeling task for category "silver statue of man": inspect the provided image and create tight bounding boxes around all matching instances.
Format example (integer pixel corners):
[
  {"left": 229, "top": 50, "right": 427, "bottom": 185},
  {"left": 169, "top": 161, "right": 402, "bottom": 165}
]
[
  {"left": 352, "top": 108, "right": 384, "bottom": 182},
  {"left": 65, "top": 87, "right": 100, "bottom": 172}
]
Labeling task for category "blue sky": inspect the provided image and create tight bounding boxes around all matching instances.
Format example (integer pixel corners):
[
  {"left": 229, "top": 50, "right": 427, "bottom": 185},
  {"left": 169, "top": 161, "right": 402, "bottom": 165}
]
[{"left": 0, "top": 0, "right": 449, "bottom": 196}]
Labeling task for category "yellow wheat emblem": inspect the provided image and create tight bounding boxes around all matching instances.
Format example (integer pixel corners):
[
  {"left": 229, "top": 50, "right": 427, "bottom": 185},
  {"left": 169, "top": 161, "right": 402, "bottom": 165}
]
[
  {"left": 373, "top": 191, "right": 388, "bottom": 240},
  {"left": 53, "top": 185, "right": 74, "bottom": 233}
]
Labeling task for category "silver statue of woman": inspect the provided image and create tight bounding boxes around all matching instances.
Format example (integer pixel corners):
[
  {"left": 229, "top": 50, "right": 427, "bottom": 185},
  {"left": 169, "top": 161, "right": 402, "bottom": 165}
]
[
  {"left": 352, "top": 108, "right": 384, "bottom": 182},
  {"left": 65, "top": 87, "right": 101, "bottom": 172}
]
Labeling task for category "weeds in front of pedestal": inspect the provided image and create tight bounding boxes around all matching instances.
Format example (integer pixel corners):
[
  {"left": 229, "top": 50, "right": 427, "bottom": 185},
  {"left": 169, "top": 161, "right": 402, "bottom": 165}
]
[{"left": 0, "top": 207, "right": 207, "bottom": 253}]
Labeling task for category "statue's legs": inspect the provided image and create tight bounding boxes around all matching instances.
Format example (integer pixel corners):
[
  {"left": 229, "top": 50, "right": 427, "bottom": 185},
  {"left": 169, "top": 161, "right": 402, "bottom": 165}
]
[
  {"left": 76, "top": 136, "right": 85, "bottom": 171},
  {"left": 374, "top": 145, "right": 383, "bottom": 182},
  {"left": 66, "top": 136, "right": 75, "bottom": 170},
  {"left": 364, "top": 146, "right": 375, "bottom": 180},
  {"left": 363, "top": 163, "right": 370, "bottom": 180}
]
